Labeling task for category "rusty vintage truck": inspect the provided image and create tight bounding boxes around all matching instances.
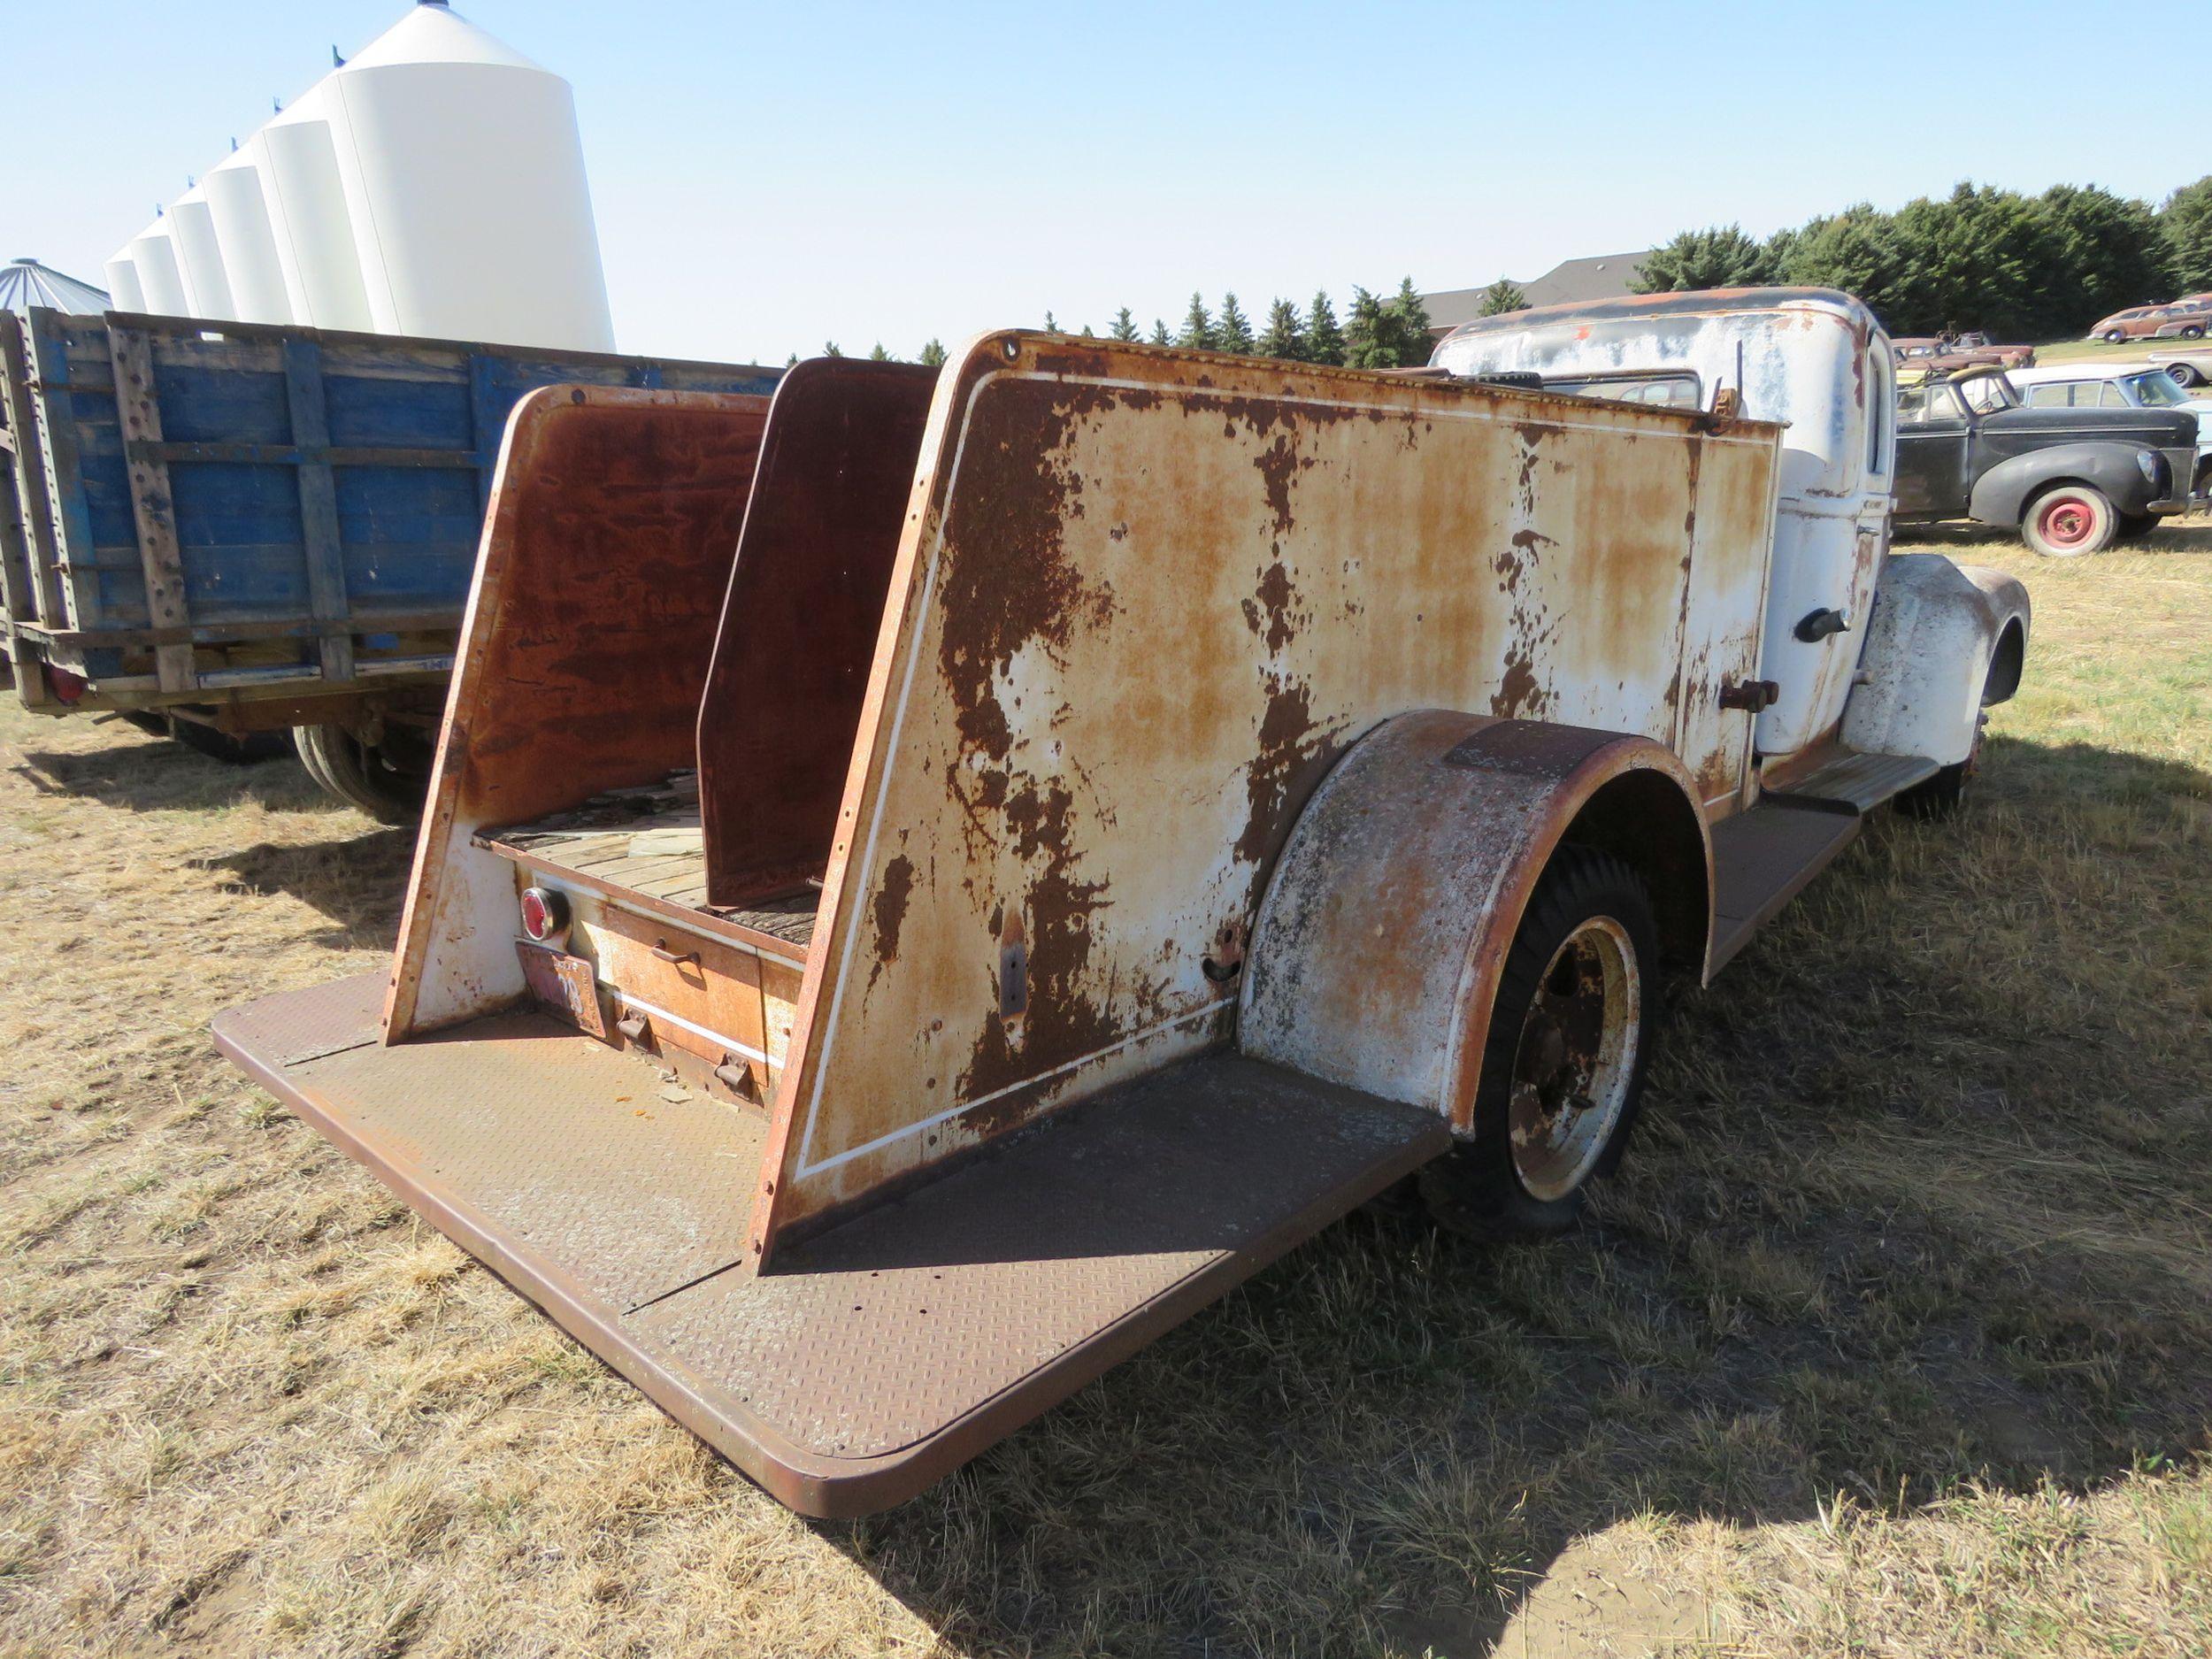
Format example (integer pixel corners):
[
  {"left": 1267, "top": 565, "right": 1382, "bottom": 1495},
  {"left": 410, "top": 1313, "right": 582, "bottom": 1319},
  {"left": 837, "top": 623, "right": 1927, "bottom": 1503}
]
[{"left": 215, "top": 289, "right": 2030, "bottom": 1517}]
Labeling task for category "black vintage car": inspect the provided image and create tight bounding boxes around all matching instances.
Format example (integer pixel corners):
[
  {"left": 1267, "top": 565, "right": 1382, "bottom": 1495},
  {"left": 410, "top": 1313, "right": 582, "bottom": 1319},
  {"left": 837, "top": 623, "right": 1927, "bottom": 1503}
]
[{"left": 1893, "top": 367, "right": 2200, "bottom": 556}]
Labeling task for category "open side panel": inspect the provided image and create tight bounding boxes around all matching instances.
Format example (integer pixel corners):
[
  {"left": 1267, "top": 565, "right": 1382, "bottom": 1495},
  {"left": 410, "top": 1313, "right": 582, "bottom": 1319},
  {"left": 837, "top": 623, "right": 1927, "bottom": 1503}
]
[
  {"left": 751, "top": 334, "right": 1784, "bottom": 1252},
  {"left": 386, "top": 388, "right": 771, "bottom": 1039},
  {"left": 698, "top": 358, "right": 939, "bottom": 905}
]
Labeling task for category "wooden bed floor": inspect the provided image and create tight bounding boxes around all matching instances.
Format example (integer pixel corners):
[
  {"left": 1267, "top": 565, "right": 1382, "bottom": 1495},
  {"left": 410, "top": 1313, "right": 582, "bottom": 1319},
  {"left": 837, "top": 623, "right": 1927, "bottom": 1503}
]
[{"left": 478, "top": 772, "right": 818, "bottom": 949}]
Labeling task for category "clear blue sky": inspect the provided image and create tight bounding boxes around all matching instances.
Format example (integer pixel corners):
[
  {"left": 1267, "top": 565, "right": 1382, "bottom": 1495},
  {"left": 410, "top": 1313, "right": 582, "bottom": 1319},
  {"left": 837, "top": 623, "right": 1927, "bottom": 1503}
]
[{"left": 4, "top": 2, "right": 2183, "bottom": 365}]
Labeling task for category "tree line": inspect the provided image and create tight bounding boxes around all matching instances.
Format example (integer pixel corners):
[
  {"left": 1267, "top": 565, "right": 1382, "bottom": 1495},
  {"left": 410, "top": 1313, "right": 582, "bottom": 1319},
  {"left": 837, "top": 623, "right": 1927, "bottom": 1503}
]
[
  {"left": 818, "top": 276, "right": 1440, "bottom": 371},
  {"left": 1636, "top": 174, "right": 2212, "bottom": 342}
]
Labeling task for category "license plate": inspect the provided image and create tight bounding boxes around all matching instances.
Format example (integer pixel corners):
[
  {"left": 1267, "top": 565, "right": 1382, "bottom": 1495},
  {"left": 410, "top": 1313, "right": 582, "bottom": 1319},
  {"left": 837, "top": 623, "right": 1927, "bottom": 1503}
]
[{"left": 517, "top": 940, "right": 609, "bottom": 1040}]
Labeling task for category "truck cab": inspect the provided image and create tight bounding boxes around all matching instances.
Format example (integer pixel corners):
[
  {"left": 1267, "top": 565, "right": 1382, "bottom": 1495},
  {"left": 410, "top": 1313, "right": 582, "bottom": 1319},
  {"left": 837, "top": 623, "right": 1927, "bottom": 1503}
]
[{"left": 217, "top": 303, "right": 2029, "bottom": 1518}]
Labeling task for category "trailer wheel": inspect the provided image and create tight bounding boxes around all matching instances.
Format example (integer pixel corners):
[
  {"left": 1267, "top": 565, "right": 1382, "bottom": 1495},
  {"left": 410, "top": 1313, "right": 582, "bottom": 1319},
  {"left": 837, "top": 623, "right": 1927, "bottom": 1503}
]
[
  {"left": 1419, "top": 847, "right": 1659, "bottom": 1241},
  {"left": 293, "top": 723, "right": 429, "bottom": 822},
  {"left": 2020, "top": 484, "right": 2117, "bottom": 557}
]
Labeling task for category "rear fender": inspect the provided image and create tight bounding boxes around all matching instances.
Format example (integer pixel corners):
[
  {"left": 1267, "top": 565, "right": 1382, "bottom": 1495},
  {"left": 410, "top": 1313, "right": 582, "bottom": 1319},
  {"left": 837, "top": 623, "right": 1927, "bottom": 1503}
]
[
  {"left": 1968, "top": 443, "right": 2159, "bottom": 526},
  {"left": 1840, "top": 555, "right": 2030, "bottom": 766},
  {"left": 1239, "top": 710, "right": 1711, "bottom": 1135}
]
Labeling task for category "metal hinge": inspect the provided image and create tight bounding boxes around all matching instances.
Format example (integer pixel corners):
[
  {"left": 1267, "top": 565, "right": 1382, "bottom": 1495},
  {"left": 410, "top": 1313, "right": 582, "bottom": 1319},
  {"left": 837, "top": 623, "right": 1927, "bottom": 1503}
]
[{"left": 1717, "top": 678, "right": 1780, "bottom": 712}]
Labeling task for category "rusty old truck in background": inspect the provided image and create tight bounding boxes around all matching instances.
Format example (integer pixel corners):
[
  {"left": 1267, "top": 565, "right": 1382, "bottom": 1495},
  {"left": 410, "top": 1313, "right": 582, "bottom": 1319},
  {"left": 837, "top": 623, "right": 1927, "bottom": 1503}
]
[{"left": 216, "top": 289, "right": 2030, "bottom": 1517}]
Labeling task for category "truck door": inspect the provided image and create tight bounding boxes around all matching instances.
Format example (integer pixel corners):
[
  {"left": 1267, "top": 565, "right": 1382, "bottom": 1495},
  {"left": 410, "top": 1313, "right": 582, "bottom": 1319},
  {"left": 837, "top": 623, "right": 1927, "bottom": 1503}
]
[{"left": 1890, "top": 380, "right": 1971, "bottom": 517}]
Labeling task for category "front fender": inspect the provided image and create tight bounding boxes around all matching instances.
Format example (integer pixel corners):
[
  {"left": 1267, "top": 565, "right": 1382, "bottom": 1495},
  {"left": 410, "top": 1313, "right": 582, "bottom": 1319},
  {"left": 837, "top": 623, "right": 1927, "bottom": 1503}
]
[
  {"left": 1968, "top": 442, "right": 2161, "bottom": 526},
  {"left": 1240, "top": 710, "right": 1710, "bottom": 1134},
  {"left": 1840, "top": 555, "right": 2031, "bottom": 766}
]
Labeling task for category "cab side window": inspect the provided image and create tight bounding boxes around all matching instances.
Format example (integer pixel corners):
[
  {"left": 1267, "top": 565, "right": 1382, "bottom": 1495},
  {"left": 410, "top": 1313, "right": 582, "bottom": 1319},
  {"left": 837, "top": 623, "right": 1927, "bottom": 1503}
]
[{"left": 2023, "top": 384, "right": 2072, "bottom": 407}]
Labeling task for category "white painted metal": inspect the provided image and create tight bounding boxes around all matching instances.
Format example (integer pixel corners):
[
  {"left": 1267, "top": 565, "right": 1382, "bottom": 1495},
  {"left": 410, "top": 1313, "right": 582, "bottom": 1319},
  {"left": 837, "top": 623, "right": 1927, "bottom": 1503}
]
[
  {"left": 166, "top": 182, "right": 237, "bottom": 321},
  {"left": 1435, "top": 290, "right": 1893, "bottom": 759},
  {"left": 103, "top": 257, "right": 146, "bottom": 312},
  {"left": 204, "top": 147, "right": 295, "bottom": 324},
  {"left": 259, "top": 94, "right": 376, "bottom": 331},
  {"left": 324, "top": 4, "right": 615, "bottom": 350},
  {"left": 1840, "top": 554, "right": 2030, "bottom": 767},
  {"left": 125, "top": 220, "right": 191, "bottom": 316}
]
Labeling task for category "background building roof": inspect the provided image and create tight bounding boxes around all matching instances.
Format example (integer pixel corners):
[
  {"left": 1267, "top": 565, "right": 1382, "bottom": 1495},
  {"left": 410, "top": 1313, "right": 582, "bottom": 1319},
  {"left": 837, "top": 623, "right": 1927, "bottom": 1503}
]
[
  {"left": 1423, "top": 250, "right": 1651, "bottom": 335},
  {"left": 1, "top": 257, "right": 110, "bottom": 317}
]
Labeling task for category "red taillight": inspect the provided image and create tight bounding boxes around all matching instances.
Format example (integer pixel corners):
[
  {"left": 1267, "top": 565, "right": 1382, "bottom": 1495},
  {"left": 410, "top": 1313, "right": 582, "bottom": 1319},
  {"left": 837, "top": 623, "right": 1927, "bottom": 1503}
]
[
  {"left": 44, "top": 664, "right": 88, "bottom": 704},
  {"left": 519, "top": 886, "right": 570, "bottom": 943}
]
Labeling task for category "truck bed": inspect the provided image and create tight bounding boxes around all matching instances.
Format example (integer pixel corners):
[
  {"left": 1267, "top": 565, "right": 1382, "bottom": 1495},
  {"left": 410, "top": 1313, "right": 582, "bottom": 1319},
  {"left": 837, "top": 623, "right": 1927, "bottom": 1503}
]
[
  {"left": 475, "top": 772, "right": 817, "bottom": 952},
  {"left": 215, "top": 973, "right": 1448, "bottom": 1517}
]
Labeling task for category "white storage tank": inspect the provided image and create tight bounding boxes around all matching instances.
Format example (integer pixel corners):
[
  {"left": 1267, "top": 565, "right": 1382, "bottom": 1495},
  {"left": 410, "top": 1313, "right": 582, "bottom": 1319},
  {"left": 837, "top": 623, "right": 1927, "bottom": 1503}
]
[
  {"left": 104, "top": 257, "right": 148, "bottom": 311},
  {"left": 259, "top": 92, "right": 375, "bottom": 332},
  {"left": 325, "top": 2, "right": 615, "bottom": 350},
  {"left": 204, "top": 144, "right": 295, "bottom": 324},
  {"left": 127, "top": 219, "right": 192, "bottom": 316},
  {"left": 168, "top": 180, "right": 238, "bottom": 320}
]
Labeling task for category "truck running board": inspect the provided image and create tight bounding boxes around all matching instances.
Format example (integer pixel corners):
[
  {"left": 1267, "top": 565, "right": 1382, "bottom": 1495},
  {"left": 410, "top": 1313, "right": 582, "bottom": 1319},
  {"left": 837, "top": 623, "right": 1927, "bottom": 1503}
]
[
  {"left": 1709, "top": 802, "right": 1863, "bottom": 972},
  {"left": 214, "top": 976, "right": 1449, "bottom": 1517},
  {"left": 1766, "top": 748, "right": 1942, "bottom": 815}
]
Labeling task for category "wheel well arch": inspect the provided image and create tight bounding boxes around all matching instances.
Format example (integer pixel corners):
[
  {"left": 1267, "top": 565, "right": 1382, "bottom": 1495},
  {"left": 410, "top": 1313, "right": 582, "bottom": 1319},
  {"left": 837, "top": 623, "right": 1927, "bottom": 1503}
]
[
  {"left": 1554, "top": 769, "right": 1711, "bottom": 976},
  {"left": 1985, "top": 617, "right": 2026, "bottom": 704},
  {"left": 2016, "top": 475, "right": 2103, "bottom": 520}
]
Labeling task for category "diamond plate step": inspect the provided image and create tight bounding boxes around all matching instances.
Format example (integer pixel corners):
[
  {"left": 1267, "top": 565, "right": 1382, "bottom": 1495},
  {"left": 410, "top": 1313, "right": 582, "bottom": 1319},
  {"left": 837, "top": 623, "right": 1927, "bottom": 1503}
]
[
  {"left": 216, "top": 974, "right": 1448, "bottom": 1517},
  {"left": 1767, "top": 748, "right": 1941, "bottom": 815}
]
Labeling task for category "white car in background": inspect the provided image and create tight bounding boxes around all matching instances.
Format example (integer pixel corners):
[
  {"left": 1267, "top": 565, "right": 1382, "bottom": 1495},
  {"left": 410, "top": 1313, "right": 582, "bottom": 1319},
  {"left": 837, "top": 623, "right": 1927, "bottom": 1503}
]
[{"left": 2006, "top": 363, "right": 2212, "bottom": 490}]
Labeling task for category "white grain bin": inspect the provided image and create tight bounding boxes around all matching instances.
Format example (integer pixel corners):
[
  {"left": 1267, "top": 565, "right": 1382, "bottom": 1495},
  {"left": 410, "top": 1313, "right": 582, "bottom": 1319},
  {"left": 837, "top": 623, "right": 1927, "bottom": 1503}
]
[
  {"left": 259, "top": 92, "right": 375, "bottom": 332},
  {"left": 104, "top": 257, "right": 148, "bottom": 311},
  {"left": 169, "top": 180, "right": 238, "bottom": 320},
  {"left": 204, "top": 145, "right": 295, "bottom": 324},
  {"left": 126, "top": 219, "right": 192, "bottom": 316},
  {"left": 325, "top": 2, "right": 615, "bottom": 350}
]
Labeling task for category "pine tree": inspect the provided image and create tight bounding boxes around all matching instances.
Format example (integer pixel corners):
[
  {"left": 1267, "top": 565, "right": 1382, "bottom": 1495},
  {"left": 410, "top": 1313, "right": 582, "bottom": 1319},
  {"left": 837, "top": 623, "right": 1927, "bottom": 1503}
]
[
  {"left": 1044, "top": 310, "right": 1058, "bottom": 332},
  {"left": 1256, "top": 298, "right": 1305, "bottom": 361},
  {"left": 1150, "top": 319, "right": 1171, "bottom": 346},
  {"left": 1110, "top": 306, "right": 1140, "bottom": 342},
  {"left": 868, "top": 342, "right": 891, "bottom": 360},
  {"left": 1081, "top": 323, "right": 1094, "bottom": 336},
  {"left": 1177, "top": 292, "right": 1216, "bottom": 350},
  {"left": 785, "top": 351, "right": 799, "bottom": 368},
  {"left": 1479, "top": 280, "right": 1528, "bottom": 316},
  {"left": 1632, "top": 225, "right": 1779, "bottom": 293},
  {"left": 918, "top": 339, "right": 947, "bottom": 367},
  {"left": 1305, "top": 290, "right": 1344, "bottom": 365},
  {"left": 2166, "top": 175, "right": 2212, "bottom": 291},
  {"left": 1388, "top": 277, "right": 1432, "bottom": 342},
  {"left": 823, "top": 341, "right": 844, "bottom": 357},
  {"left": 1216, "top": 292, "right": 1254, "bottom": 354},
  {"left": 1341, "top": 287, "right": 1392, "bottom": 368}
]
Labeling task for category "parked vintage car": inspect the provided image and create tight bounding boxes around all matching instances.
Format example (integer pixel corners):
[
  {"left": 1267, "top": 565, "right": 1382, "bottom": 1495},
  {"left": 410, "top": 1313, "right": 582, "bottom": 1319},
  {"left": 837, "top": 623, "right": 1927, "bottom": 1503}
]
[
  {"left": 2143, "top": 346, "right": 2212, "bottom": 389},
  {"left": 1894, "top": 367, "right": 2201, "bottom": 555},
  {"left": 1893, "top": 333, "right": 2034, "bottom": 374},
  {"left": 2006, "top": 363, "right": 2212, "bottom": 489},
  {"left": 2085, "top": 301, "right": 2212, "bottom": 343}
]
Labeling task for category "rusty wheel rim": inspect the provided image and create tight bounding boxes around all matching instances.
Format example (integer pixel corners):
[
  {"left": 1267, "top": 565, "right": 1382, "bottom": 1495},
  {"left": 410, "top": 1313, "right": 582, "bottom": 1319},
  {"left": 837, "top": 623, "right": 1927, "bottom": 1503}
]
[
  {"left": 1508, "top": 917, "right": 1640, "bottom": 1202},
  {"left": 2037, "top": 495, "right": 2097, "bottom": 552}
]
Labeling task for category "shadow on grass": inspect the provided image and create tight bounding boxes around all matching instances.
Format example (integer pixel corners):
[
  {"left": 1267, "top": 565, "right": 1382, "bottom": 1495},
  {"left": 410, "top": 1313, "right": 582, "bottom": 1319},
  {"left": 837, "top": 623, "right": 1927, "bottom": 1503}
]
[
  {"left": 10, "top": 722, "right": 329, "bottom": 816},
  {"left": 817, "top": 729, "right": 2212, "bottom": 1657},
  {"left": 191, "top": 828, "right": 419, "bottom": 951}
]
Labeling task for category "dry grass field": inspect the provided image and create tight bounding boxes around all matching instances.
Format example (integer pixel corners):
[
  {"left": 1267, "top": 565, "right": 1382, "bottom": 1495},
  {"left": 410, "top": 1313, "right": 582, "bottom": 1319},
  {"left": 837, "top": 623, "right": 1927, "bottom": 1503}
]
[{"left": 4, "top": 526, "right": 2208, "bottom": 1658}]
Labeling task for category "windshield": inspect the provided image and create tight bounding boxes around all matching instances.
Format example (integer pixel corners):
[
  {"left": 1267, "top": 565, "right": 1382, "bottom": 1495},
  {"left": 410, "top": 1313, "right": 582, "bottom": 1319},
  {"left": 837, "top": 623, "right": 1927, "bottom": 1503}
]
[
  {"left": 1540, "top": 371, "right": 1704, "bottom": 410},
  {"left": 2120, "top": 370, "right": 2187, "bottom": 407},
  {"left": 1952, "top": 373, "right": 2017, "bottom": 414}
]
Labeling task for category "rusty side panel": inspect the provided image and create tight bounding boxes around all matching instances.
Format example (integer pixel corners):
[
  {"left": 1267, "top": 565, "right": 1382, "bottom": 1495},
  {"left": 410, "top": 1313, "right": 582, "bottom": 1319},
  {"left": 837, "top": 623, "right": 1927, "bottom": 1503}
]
[
  {"left": 386, "top": 388, "right": 772, "bottom": 1039},
  {"left": 698, "top": 359, "right": 939, "bottom": 905},
  {"left": 753, "top": 335, "right": 1783, "bottom": 1249}
]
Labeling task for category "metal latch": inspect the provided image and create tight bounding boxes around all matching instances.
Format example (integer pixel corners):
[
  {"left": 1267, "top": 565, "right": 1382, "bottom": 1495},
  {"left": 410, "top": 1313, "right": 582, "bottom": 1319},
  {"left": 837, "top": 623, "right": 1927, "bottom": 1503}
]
[
  {"left": 1717, "top": 678, "right": 1780, "bottom": 712},
  {"left": 1793, "top": 607, "right": 1852, "bottom": 643}
]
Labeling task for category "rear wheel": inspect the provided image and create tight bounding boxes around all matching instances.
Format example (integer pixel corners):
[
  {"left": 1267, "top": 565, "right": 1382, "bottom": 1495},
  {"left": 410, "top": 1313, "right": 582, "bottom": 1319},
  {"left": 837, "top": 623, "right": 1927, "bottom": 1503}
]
[
  {"left": 2104, "top": 328, "right": 2128, "bottom": 344},
  {"left": 2021, "top": 484, "right": 2117, "bottom": 557},
  {"left": 2169, "top": 363, "right": 2204, "bottom": 389},
  {"left": 1419, "top": 848, "right": 1659, "bottom": 1241},
  {"left": 2181, "top": 325, "right": 2207, "bottom": 341},
  {"left": 293, "top": 722, "right": 430, "bottom": 822}
]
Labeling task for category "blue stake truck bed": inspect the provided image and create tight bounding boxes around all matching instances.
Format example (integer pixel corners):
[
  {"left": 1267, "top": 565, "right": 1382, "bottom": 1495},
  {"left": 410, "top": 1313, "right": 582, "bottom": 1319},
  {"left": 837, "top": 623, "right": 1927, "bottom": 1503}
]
[{"left": 0, "top": 307, "right": 777, "bottom": 813}]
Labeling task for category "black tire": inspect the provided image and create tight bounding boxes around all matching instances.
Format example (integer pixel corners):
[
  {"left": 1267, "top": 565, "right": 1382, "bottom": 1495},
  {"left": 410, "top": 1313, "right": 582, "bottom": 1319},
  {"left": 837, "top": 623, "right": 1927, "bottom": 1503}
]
[
  {"left": 2020, "top": 483, "right": 2118, "bottom": 557},
  {"left": 1896, "top": 758, "right": 1971, "bottom": 819},
  {"left": 2170, "top": 363, "right": 2205, "bottom": 389},
  {"left": 2181, "top": 325, "right": 2207, "bottom": 341},
  {"left": 1418, "top": 848, "right": 1661, "bottom": 1241},
  {"left": 2116, "top": 511, "right": 2156, "bottom": 544},
  {"left": 292, "top": 722, "right": 429, "bottom": 822},
  {"left": 2103, "top": 329, "right": 2127, "bottom": 344},
  {"left": 121, "top": 710, "right": 289, "bottom": 763}
]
